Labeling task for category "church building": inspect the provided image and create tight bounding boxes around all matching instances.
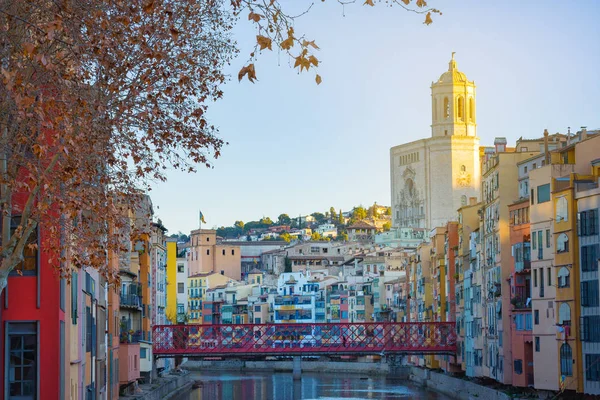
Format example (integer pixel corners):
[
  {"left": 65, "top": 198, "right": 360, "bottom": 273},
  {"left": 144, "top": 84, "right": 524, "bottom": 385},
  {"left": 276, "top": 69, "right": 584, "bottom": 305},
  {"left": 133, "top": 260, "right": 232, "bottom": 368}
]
[{"left": 390, "top": 55, "right": 481, "bottom": 230}]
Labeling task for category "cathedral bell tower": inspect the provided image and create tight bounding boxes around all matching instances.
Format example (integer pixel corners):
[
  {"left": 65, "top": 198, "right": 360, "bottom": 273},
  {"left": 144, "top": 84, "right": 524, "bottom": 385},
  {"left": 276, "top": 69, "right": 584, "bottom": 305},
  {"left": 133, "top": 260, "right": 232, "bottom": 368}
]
[{"left": 431, "top": 53, "right": 477, "bottom": 138}]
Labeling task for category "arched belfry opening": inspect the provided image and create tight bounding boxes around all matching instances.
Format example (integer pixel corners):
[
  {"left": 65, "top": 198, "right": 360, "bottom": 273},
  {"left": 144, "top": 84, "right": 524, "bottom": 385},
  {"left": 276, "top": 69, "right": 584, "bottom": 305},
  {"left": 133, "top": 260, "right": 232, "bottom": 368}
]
[{"left": 430, "top": 53, "right": 477, "bottom": 137}]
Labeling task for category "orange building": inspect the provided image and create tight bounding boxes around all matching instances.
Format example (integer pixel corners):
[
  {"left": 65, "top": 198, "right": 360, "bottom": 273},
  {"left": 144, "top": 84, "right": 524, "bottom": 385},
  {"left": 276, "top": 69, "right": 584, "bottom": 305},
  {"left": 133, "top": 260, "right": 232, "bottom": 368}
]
[{"left": 187, "top": 229, "right": 242, "bottom": 280}]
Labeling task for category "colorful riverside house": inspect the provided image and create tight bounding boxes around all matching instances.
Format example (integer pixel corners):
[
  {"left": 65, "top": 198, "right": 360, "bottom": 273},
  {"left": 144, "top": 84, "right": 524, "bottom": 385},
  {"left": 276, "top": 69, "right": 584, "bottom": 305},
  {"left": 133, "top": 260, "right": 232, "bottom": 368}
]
[
  {"left": 0, "top": 215, "right": 66, "bottom": 398},
  {"left": 575, "top": 158, "right": 600, "bottom": 395},
  {"left": 187, "top": 272, "right": 233, "bottom": 324},
  {"left": 508, "top": 198, "right": 534, "bottom": 387},
  {"left": 551, "top": 133, "right": 600, "bottom": 394},
  {"left": 480, "top": 139, "right": 538, "bottom": 384},
  {"left": 553, "top": 172, "right": 583, "bottom": 393},
  {"left": 529, "top": 155, "right": 574, "bottom": 391},
  {"left": 165, "top": 238, "right": 178, "bottom": 323},
  {"left": 151, "top": 221, "right": 170, "bottom": 374},
  {"left": 457, "top": 199, "right": 480, "bottom": 375},
  {"left": 107, "top": 246, "right": 121, "bottom": 400}
]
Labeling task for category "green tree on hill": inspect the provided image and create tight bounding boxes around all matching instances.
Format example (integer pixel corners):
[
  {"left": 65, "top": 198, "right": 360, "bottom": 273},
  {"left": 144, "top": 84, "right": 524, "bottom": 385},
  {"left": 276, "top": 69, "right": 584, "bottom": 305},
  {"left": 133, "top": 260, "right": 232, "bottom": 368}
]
[{"left": 278, "top": 214, "right": 291, "bottom": 225}]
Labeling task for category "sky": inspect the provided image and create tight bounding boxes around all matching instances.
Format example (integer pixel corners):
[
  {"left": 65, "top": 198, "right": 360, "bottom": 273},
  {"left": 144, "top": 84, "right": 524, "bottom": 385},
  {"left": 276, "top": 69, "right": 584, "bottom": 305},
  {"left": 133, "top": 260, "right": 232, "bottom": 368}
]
[{"left": 150, "top": 0, "right": 600, "bottom": 234}]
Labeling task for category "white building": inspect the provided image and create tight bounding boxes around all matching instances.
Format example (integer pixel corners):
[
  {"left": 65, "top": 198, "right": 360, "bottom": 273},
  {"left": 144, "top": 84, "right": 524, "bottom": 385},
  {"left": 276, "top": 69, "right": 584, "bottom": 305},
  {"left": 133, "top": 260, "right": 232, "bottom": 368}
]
[
  {"left": 315, "top": 223, "right": 338, "bottom": 238},
  {"left": 175, "top": 257, "right": 188, "bottom": 323},
  {"left": 390, "top": 55, "right": 480, "bottom": 230}
]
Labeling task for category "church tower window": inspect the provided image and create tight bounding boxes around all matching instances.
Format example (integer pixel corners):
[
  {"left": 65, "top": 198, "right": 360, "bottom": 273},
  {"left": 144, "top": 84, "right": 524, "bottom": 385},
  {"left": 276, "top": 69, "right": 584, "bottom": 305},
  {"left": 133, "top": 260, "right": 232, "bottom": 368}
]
[
  {"left": 444, "top": 97, "right": 450, "bottom": 119},
  {"left": 469, "top": 97, "right": 474, "bottom": 122},
  {"left": 457, "top": 96, "right": 464, "bottom": 120}
]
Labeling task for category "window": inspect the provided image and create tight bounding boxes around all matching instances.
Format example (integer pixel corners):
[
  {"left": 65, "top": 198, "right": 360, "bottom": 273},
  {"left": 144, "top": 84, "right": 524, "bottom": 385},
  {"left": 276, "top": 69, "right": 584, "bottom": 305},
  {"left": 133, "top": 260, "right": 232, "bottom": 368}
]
[
  {"left": 557, "top": 233, "right": 569, "bottom": 253},
  {"left": 524, "top": 166, "right": 528, "bottom": 174},
  {"left": 581, "top": 280, "right": 599, "bottom": 307},
  {"left": 537, "top": 184, "right": 551, "bottom": 203},
  {"left": 531, "top": 189, "right": 535, "bottom": 204},
  {"left": 546, "top": 230, "right": 551, "bottom": 248},
  {"left": 556, "top": 197, "right": 568, "bottom": 222},
  {"left": 578, "top": 209, "right": 599, "bottom": 236},
  {"left": 140, "top": 348, "right": 147, "bottom": 359},
  {"left": 220, "top": 270, "right": 224, "bottom": 275},
  {"left": 533, "top": 269, "right": 538, "bottom": 287},
  {"left": 547, "top": 267, "right": 552, "bottom": 286},
  {"left": 469, "top": 98, "right": 474, "bottom": 121},
  {"left": 206, "top": 249, "right": 210, "bottom": 256},
  {"left": 444, "top": 97, "right": 450, "bottom": 118},
  {"left": 7, "top": 322, "right": 38, "bottom": 399},
  {"left": 71, "top": 272, "right": 78, "bottom": 324},
  {"left": 222, "top": 249, "right": 225, "bottom": 255},
  {"left": 535, "top": 337, "right": 540, "bottom": 352},
  {"left": 586, "top": 354, "right": 600, "bottom": 382},
  {"left": 178, "top": 283, "right": 184, "bottom": 294},
  {"left": 534, "top": 310, "right": 539, "bottom": 325},
  {"left": 457, "top": 96, "right": 464, "bottom": 120},
  {"left": 177, "top": 264, "right": 184, "bottom": 273},
  {"left": 581, "top": 316, "right": 600, "bottom": 342},
  {"left": 514, "top": 359, "right": 523, "bottom": 375},
  {"left": 206, "top": 237, "right": 210, "bottom": 242},
  {"left": 558, "top": 267, "right": 570, "bottom": 288},
  {"left": 8, "top": 216, "right": 38, "bottom": 275},
  {"left": 560, "top": 344, "right": 573, "bottom": 376},
  {"left": 559, "top": 302, "right": 571, "bottom": 326},
  {"left": 581, "top": 245, "right": 599, "bottom": 272},
  {"left": 231, "top": 249, "right": 235, "bottom": 256}
]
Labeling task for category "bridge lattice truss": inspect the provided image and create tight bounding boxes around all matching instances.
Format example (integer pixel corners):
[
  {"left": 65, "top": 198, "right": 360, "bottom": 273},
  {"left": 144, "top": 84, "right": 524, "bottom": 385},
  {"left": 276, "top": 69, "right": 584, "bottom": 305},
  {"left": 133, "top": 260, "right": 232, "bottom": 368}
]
[{"left": 152, "top": 322, "right": 457, "bottom": 358}]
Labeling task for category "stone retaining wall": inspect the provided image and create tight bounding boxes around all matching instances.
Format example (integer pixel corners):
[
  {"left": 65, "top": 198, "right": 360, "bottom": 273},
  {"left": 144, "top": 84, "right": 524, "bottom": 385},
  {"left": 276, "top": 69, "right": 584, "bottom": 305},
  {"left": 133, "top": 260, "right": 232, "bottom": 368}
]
[
  {"left": 409, "top": 367, "right": 515, "bottom": 400},
  {"left": 121, "top": 372, "right": 193, "bottom": 400}
]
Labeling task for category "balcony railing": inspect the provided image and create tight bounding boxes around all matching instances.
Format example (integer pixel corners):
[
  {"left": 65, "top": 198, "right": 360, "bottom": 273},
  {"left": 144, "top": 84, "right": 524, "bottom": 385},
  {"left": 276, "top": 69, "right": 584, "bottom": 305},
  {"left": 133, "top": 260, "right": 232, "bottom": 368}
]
[
  {"left": 274, "top": 296, "right": 312, "bottom": 306},
  {"left": 515, "top": 260, "right": 531, "bottom": 272},
  {"left": 120, "top": 294, "right": 142, "bottom": 308},
  {"left": 120, "top": 330, "right": 143, "bottom": 344}
]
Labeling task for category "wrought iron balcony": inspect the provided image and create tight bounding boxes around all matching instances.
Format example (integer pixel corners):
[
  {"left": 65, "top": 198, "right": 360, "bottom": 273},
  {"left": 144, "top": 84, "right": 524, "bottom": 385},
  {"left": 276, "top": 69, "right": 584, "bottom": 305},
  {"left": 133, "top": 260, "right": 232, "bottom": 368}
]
[{"left": 120, "top": 294, "right": 142, "bottom": 309}]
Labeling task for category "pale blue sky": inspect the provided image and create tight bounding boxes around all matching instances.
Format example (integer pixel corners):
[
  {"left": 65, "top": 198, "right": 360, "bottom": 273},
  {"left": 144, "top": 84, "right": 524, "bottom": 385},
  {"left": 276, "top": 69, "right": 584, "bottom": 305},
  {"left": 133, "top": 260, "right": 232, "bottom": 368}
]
[{"left": 151, "top": 0, "right": 600, "bottom": 234}]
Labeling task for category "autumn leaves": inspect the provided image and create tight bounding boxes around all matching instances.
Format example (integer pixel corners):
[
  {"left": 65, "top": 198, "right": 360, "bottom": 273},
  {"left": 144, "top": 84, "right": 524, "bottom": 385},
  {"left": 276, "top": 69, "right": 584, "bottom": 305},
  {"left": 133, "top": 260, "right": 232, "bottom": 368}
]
[{"left": 237, "top": 0, "right": 440, "bottom": 85}]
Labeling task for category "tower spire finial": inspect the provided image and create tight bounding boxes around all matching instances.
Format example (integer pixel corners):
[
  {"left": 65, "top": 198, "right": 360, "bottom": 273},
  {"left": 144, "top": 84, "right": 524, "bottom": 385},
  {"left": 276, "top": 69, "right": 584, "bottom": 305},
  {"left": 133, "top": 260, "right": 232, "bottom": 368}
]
[{"left": 449, "top": 52, "right": 457, "bottom": 71}]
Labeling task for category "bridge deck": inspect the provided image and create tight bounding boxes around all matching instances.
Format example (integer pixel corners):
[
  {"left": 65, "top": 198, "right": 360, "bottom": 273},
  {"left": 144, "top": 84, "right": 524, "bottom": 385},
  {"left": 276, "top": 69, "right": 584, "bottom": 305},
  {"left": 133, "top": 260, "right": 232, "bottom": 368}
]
[{"left": 152, "top": 322, "right": 457, "bottom": 358}]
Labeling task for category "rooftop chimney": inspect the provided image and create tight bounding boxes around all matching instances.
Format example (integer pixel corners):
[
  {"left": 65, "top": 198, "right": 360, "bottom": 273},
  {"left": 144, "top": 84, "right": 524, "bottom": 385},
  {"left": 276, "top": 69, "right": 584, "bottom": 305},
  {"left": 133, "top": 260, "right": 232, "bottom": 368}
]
[
  {"left": 567, "top": 127, "right": 571, "bottom": 145},
  {"left": 494, "top": 137, "right": 507, "bottom": 153},
  {"left": 543, "top": 129, "right": 550, "bottom": 165},
  {"left": 581, "top": 126, "right": 588, "bottom": 141}
]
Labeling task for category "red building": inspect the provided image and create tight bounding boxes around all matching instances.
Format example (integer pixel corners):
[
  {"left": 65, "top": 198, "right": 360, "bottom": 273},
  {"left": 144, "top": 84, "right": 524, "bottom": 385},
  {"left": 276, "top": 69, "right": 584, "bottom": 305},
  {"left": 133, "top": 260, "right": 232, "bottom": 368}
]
[
  {"left": 508, "top": 199, "right": 534, "bottom": 387},
  {"left": 1, "top": 220, "right": 66, "bottom": 400}
]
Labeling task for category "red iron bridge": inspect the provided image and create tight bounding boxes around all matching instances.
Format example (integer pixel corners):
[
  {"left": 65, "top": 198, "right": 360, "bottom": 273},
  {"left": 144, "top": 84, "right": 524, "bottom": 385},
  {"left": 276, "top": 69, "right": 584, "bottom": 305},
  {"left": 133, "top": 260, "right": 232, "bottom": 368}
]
[{"left": 152, "top": 322, "right": 457, "bottom": 359}]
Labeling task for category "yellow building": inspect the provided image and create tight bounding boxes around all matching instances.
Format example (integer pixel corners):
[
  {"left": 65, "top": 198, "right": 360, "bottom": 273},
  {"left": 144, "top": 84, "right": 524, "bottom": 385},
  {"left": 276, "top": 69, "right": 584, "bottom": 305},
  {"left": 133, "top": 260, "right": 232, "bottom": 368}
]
[
  {"left": 187, "top": 272, "right": 235, "bottom": 323},
  {"left": 551, "top": 133, "right": 600, "bottom": 394},
  {"left": 166, "top": 239, "right": 178, "bottom": 321}
]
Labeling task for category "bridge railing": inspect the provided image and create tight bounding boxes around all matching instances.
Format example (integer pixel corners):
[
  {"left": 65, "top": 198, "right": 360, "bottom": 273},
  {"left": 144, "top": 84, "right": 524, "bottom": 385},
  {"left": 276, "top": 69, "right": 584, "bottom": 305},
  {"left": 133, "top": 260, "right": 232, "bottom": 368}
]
[{"left": 152, "top": 322, "right": 457, "bottom": 356}]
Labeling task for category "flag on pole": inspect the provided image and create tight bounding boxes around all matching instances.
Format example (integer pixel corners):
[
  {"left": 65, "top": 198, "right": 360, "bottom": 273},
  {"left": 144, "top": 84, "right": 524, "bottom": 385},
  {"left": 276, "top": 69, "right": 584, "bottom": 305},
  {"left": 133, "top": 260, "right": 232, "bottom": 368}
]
[{"left": 199, "top": 210, "right": 206, "bottom": 224}]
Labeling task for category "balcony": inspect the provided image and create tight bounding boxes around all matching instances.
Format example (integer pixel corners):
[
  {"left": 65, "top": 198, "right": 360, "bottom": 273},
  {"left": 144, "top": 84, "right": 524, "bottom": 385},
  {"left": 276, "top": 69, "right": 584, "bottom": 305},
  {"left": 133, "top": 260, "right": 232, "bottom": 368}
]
[
  {"left": 274, "top": 295, "right": 313, "bottom": 306},
  {"left": 120, "top": 293, "right": 142, "bottom": 309},
  {"left": 515, "top": 260, "right": 531, "bottom": 273}
]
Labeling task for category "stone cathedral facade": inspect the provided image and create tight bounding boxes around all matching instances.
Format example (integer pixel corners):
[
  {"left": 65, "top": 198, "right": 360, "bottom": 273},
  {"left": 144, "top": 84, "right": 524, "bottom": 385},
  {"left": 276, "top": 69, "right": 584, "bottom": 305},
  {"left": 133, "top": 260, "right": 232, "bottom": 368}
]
[{"left": 390, "top": 55, "right": 481, "bottom": 230}]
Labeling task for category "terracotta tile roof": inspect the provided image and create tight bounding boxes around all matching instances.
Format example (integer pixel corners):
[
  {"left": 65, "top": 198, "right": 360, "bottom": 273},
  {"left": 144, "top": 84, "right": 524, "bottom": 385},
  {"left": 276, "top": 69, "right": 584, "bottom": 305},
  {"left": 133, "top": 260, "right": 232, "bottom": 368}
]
[{"left": 347, "top": 221, "right": 377, "bottom": 230}]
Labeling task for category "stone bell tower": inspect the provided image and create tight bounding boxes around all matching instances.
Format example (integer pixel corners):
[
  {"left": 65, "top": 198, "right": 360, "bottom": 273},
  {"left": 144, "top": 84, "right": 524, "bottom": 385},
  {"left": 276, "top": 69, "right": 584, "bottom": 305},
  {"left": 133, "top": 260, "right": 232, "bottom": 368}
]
[{"left": 431, "top": 52, "right": 477, "bottom": 138}]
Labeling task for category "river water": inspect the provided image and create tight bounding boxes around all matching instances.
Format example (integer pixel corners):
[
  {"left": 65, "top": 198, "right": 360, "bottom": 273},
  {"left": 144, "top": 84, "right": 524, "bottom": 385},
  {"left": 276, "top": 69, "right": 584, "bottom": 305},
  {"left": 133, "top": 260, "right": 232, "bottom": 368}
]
[{"left": 175, "top": 371, "right": 451, "bottom": 400}]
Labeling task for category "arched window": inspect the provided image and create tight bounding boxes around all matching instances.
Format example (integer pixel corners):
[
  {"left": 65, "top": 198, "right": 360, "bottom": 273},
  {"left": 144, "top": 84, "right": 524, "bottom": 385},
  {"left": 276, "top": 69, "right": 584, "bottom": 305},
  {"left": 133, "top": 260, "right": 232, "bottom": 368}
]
[
  {"left": 433, "top": 98, "right": 437, "bottom": 120},
  {"left": 461, "top": 165, "right": 466, "bottom": 172},
  {"left": 557, "top": 233, "right": 569, "bottom": 253},
  {"left": 558, "top": 267, "right": 570, "bottom": 288},
  {"left": 560, "top": 343, "right": 573, "bottom": 376},
  {"left": 556, "top": 197, "right": 568, "bottom": 222},
  {"left": 457, "top": 96, "right": 464, "bottom": 120},
  {"left": 461, "top": 195, "right": 467, "bottom": 206},
  {"left": 444, "top": 97, "right": 450, "bottom": 119},
  {"left": 559, "top": 302, "right": 571, "bottom": 325},
  {"left": 469, "top": 98, "right": 475, "bottom": 121}
]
